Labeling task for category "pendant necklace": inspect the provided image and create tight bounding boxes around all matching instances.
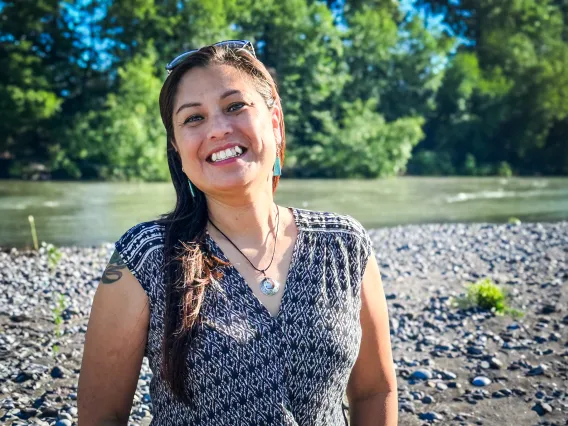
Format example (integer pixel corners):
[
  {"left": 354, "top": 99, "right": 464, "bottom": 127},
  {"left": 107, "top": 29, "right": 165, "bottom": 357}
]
[{"left": 208, "top": 205, "right": 281, "bottom": 296}]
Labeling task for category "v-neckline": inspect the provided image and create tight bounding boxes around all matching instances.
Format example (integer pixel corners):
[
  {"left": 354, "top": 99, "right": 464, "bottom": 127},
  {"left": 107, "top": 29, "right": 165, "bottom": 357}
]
[{"left": 205, "top": 206, "right": 303, "bottom": 321}]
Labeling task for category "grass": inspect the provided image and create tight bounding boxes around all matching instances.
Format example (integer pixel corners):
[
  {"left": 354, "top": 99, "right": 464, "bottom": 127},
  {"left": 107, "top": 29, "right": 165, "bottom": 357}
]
[
  {"left": 28, "top": 215, "right": 39, "bottom": 251},
  {"left": 27, "top": 215, "right": 66, "bottom": 355},
  {"left": 453, "top": 278, "right": 524, "bottom": 319},
  {"left": 52, "top": 293, "right": 66, "bottom": 357}
]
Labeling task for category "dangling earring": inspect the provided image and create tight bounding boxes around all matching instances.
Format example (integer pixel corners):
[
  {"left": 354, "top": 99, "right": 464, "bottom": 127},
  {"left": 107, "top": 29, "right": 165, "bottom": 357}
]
[
  {"left": 187, "top": 178, "right": 196, "bottom": 197},
  {"left": 182, "top": 167, "right": 196, "bottom": 198},
  {"left": 273, "top": 157, "right": 281, "bottom": 176}
]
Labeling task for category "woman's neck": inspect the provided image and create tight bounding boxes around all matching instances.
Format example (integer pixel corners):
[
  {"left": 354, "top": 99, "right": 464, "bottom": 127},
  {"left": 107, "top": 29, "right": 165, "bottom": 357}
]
[{"left": 205, "top": 189, "right": 278, "bottom": 247}]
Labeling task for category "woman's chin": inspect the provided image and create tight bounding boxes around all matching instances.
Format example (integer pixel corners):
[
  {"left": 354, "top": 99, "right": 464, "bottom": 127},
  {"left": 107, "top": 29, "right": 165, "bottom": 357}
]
[{"left": 202, "top": 173, "right": 254, "bottom": 194}]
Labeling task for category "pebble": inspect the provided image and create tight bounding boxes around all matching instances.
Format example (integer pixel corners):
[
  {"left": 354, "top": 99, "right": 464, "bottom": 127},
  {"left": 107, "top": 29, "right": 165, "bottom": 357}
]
[
  {"left": 419, "top": 411, "right": 444, "bottom": 421},
  {"left": 51, "top": 366, "right": 66, "bottom": 379},
  {"left": 472, "top": 376, "right": 492, "bottom": 387},
  {"left": 532, "top": 402, "right": 553, "bottom": 416},
  {"left": 410, "top": 369, "right": 433, "bottom": 380},
  {"left": 489, "top": 357, "right": 503, "bottom": 369},
  {"left": 399, "top": 402, "right": 415, "bottom": 414}
]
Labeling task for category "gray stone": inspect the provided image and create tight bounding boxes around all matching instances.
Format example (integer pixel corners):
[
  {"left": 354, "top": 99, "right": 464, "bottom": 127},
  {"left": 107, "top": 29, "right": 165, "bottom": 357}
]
[
  {"left": 527, "top": 364, "right": 548, "bottom": 376},
  {"left": 489, "top": 357, "right": 503, "bottom": 369},
  {"left": 532, "top": 402, "right": 553, "bottom": 416},
  {"left": 410, "top": 369, "right": 433, "bottom": 380},
  {"left": 419, "top": 411, "right": 443, "bottom": 421},
  {"left": 436, "top": 382, "right": 448, "bottom": 391},
  {"left": 50, "top": 366, "right": 65, "bottom": 379},
  {"left": 471, "top": 376, "right": 491, "bottom": 387}
]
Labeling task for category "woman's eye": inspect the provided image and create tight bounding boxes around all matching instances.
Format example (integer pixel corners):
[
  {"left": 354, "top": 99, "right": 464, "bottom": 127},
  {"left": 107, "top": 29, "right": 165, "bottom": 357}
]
[
  {"left": 228, "top": 102, "right": 245, "bottom": 112},
  {"left": 184, "top": 115, "right": 202, "bottom": 125}
]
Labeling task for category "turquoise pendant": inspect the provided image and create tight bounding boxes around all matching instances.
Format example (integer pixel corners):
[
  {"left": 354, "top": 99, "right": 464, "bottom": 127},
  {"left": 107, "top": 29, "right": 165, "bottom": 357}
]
[{"left": 260, "top": 277, "right": 280, "bottom": 296}]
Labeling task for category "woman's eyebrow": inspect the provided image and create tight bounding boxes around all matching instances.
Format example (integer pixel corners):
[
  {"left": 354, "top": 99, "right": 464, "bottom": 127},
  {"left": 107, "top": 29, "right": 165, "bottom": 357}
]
[{"left": 175, "top": 90, "right": 243, "bottom": 116}]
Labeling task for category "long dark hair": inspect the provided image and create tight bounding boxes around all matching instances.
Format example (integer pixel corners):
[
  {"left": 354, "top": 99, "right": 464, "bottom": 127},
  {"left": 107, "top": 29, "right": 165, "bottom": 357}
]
[{"left": 156, "top": 44, "right": 286, "bottom": 403}]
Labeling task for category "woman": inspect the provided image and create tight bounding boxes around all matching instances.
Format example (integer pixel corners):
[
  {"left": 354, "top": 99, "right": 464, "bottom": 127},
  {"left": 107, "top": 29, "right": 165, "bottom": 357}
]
[{"left": 78, "top": 41, "right": 397, "bottom": 425}]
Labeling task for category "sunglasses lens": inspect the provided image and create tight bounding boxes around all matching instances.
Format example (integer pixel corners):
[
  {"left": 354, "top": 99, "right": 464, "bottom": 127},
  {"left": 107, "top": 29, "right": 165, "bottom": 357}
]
[
  {"left": 166, "top": 50, "right": 197, "bottom": 71},
  {"left": 166, "top": 40, "right": 255, "bottom": 73}
]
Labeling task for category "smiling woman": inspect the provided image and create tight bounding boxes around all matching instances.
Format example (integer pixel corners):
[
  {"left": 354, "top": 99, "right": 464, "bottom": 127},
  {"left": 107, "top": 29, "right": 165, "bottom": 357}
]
[{"left": 77, "top": 41, "right": 397, "bottom": 426}]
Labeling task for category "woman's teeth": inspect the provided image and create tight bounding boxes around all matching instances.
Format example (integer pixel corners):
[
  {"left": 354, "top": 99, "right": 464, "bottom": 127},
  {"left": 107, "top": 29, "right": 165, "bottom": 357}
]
[{"left": 211, "top": 146, "right": 244, "bottom": 162}]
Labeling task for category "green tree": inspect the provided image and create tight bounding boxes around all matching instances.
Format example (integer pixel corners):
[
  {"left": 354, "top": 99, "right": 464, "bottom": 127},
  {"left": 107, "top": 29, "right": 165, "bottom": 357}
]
[
  {"left": 52, "top": 47, "right": 168, "bottom": 180},
  {"left": 417, "top": 0, "right": 568, "bottom": 175}
]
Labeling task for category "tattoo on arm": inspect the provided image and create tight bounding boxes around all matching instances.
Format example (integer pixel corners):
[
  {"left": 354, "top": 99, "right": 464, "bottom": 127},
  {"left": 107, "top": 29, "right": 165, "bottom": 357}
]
[{"left": 101, "top": 250, "right": 128, "bottom": 284}]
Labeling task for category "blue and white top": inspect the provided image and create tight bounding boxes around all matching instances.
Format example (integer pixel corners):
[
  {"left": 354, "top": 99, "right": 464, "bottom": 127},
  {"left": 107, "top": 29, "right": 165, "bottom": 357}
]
[{"left": 115, "top": 207, "right": 373, "bottom": 426}]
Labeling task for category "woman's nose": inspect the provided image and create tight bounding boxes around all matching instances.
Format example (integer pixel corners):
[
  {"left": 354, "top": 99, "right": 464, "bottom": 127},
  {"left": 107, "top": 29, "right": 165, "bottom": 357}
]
[{"left": 206, "top": 113, "right": 233, "bottom": 140}]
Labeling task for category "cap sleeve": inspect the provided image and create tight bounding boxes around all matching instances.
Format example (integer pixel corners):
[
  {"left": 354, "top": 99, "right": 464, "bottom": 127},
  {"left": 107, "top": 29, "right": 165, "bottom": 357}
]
[
  {"left": 114, "top": 221, "right": 165, "bottom": 297},
  {"left": 359, "top": 226, "right": 374, "bottom": 278},
  {"left": 337, "top": 214, "right": 374, "bottom": 301}
]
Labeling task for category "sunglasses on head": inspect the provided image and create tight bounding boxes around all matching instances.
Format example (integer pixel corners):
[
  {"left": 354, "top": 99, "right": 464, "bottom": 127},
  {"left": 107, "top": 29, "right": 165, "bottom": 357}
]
[{"left": 165, "top": 40, "right": 256, "bottom": 75}]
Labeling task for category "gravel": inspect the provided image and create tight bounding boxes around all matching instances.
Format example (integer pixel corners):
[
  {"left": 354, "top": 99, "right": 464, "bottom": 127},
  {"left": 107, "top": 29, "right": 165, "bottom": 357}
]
[{"left": 1, "top": 221, "right": 567, "bottom": 425}]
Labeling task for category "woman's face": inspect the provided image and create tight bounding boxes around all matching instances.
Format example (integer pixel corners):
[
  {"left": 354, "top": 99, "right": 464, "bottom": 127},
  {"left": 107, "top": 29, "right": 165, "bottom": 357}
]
[{"left": 171, "top": 64, "right": 281, "bottom": 197}]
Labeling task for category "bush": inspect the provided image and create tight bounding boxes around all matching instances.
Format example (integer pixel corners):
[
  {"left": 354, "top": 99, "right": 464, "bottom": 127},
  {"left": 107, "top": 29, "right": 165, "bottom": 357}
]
[
  {"left": 498, "top": 161, "right": 513, "bottom": 177},
  {"left": 453, "top": 278, "right": 524, "bottom": 318}
]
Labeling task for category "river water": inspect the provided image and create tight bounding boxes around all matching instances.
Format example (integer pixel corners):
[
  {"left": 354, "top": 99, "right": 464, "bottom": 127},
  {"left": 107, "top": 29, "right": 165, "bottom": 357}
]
[{"left": 1, "top": 177, "right": 566, "bottom": 248}]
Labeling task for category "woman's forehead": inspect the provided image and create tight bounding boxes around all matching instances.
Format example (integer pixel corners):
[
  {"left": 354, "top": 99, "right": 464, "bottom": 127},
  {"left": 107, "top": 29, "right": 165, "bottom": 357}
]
[{"left": 175, "top": 64, "right": 258, "bottom": 105}]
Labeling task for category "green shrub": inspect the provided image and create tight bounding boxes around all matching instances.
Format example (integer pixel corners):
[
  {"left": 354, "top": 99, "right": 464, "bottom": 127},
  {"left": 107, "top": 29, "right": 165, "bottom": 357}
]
[
  {"left": 453, "top": 278, "right": 524, "bottom": 318},
  {"left": 498, "top": 161, "right": 513, "bottom": 177}
]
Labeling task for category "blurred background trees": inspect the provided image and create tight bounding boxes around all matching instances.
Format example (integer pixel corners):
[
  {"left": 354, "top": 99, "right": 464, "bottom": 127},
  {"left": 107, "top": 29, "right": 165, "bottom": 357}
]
[{"left": 1, "top": 0, "right": 567, "bottom": 180}]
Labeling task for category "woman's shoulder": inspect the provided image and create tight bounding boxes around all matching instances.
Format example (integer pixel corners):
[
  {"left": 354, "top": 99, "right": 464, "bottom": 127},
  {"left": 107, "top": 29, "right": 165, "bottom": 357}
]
[
  {"left": 292, "top": 206, "right": 374, "bottom": 275},
  {"left": 115, "top": 220, "right": 166, "bottom": 250},
  {"left": 114, "top": 221, "right": 166, "bottom": 281},
  {"left": 292, "top": 206, "right": 368, "bottom": 238}
]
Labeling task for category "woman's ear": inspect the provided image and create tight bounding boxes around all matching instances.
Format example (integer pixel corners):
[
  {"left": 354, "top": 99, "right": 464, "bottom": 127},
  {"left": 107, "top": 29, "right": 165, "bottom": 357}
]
[
  {"left": 171, "top": 138, "right": 179, "bottom": 154},
  {"left": 271, "top": 104, "right": 282, "bottom": 143}
]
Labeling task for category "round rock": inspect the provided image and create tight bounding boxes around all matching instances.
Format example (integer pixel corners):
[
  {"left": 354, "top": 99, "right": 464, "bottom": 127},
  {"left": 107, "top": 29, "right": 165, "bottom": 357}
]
[
  {"left": 410, "top": 369, "right": 433, "bottom": 380},
  {"left": 472, "top": 376, "right": 491, "bottom": 387}
]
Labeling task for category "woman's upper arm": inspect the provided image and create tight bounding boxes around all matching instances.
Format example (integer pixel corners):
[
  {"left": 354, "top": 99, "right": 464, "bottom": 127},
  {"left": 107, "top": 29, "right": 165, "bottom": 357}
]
[
  {"left": 78, "top": 249, "right": 150, "bottom": 425},
  {"left": 347, "top": 248, "right": 397, "bottom": 402}
]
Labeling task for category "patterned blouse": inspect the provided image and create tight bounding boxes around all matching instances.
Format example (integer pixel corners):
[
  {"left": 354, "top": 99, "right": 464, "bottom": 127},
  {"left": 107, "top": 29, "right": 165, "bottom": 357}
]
[{"left": 115, "top": 207, "right": 373, "bottom": 426}]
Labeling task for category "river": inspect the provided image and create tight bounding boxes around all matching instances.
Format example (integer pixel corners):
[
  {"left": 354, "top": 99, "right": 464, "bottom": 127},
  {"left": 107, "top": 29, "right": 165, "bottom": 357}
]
[{"left": 1, "top": 177, "right": 567, "bottom": 248}]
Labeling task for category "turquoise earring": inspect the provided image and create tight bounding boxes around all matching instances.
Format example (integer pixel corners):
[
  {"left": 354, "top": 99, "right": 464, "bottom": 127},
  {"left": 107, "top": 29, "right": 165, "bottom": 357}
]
[
  {"left": 182, "top": 166, "right": 196, "bottom": 197},
  {"left": 187, "top": 178, "right": 196, "bottom": 197},
  {"left": 273, "top": 157, "right": 281, "bottom": 176}
]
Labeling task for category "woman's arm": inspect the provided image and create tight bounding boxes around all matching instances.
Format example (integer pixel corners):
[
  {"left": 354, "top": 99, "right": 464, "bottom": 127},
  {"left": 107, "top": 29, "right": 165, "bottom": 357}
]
[
  {"left": 77, "top": 250, "right": 150, "bottom": 425},
  {"left": 346, "top": 249, "right": 398, "bottom": 426}
]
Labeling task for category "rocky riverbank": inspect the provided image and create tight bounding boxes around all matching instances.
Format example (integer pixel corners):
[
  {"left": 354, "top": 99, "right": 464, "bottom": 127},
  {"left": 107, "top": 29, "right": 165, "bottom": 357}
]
[{"left": 0, "top": 221, "right": 567, "bottom": 425}]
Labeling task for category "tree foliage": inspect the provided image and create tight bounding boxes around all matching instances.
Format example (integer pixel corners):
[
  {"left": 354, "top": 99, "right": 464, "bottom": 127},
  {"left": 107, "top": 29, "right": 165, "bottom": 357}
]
[
  {"left": 1, "top": 0, "right": 566, "bottom": 179},
  {"left": 414, "top": 0, "right": 568, "bottom": 175}
]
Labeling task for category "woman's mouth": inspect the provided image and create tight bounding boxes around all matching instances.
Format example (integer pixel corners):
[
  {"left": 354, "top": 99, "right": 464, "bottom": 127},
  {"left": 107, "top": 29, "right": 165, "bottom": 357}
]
[{"left": 206, "top": 145, "right": 248, "bottom": 163}]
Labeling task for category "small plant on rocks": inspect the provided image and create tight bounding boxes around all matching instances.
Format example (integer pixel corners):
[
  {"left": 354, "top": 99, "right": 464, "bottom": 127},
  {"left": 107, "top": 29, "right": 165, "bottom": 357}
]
[
  {"left": 40, "top": 241, "right": 63, "bottom": 272},
  {"left": 52, "top": 293, "right": 66, "bottom": 357},
  {"left": 453, "top": 278, "right": 524, "bottom": 318},
  {"left": 28, "top": 215, "right": 39, "bottom": 250}
]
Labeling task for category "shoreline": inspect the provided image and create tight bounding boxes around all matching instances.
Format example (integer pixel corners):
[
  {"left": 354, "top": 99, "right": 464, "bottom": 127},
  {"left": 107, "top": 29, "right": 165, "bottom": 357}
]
[{"left": 1, "top": 221, "right": 567, "bottom": 425}]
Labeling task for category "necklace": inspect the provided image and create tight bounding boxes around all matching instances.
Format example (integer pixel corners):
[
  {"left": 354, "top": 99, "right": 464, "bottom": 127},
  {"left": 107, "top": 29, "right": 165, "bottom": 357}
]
[{"left": 208, "top": 205, "right": 281, "bottom": 296}]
